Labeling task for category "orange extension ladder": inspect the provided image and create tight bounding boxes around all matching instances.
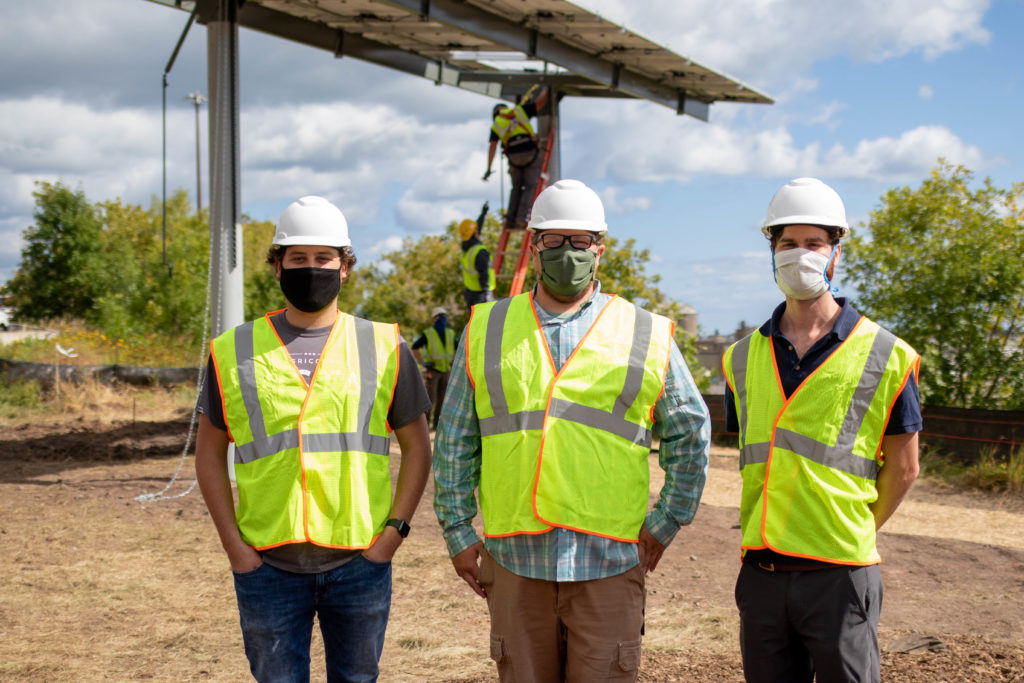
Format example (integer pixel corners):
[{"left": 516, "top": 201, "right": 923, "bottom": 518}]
[{"left": 492, "top": 123, "right": 557, "bottom": 297}]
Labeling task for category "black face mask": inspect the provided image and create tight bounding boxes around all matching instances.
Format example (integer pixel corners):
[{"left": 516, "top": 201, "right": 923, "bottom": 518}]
[{"left": 279, "top": 267, "right": 341, "bottom": 313}]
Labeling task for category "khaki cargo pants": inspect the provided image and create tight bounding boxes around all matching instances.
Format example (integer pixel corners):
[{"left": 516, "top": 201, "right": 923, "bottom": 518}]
[{"left": 479, "top": 549, "right": 645, "bottom": 682}]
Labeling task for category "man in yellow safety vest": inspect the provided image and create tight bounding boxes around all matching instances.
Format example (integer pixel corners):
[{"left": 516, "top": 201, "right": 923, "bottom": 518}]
[
  {"left": 722, "top": 178, "right": 923, "bottom": 683},
  {"left": 483, "top": 86, "right": 549, "bottom": 231},
  {"left": 194, "top": 195, "right": 432, "bottom": 682},
  {"left": 459, "top": 201, "right": 496, "bottom": 310},
  {"left": 434, "top": 179, "right": 711, "bottom": 682},
  {"left": 412, "top": 306, "right": 456, "bottom": 430}
]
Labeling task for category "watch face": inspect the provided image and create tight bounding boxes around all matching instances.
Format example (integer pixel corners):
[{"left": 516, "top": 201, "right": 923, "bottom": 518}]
[{"left": 387, "top": 518, "right": 410, "bottom": 537}]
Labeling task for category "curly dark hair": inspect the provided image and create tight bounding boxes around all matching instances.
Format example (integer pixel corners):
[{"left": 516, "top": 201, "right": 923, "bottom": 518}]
[
  {"left": 767, "top": 225, "right": 841, "bottom": 251},
  {"left": 265, "top": 245, "right": 358, "bottom": 284}
]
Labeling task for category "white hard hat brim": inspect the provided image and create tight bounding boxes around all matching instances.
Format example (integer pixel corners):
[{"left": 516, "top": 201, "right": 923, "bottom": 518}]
[
  {"left": 273, "top": 234, "right": 352, "bottom": 247},
  {"left": 761, "top": 219, "right": 850, "bottom": 239},
  {"left": 526, "top": 219, "right": 608, "bottom": 233}
]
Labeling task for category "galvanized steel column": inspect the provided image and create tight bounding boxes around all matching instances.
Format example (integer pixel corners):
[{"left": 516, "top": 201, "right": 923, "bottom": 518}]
[
  {"left": 537, "top": 90, "right": 561, "bottom": 183},
  {"left": 206, "top": 0, "right": 244, "bottom": 336}
]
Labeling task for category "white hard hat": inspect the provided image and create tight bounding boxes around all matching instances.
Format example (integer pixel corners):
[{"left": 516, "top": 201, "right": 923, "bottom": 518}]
[
  {"left": 274, "top": 196, "right": 351, "bottom": 247},
  {"left": 527, "top": 179, "right": 608, "bottom": 234},
  {"left": 761, "top": 177, "right": 850, "bottom": 239},
  {"left": 431, "top": 306, "right": 448, "bottom": 318}
]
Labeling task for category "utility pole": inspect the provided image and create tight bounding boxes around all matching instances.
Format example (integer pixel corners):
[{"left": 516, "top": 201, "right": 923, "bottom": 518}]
[{"left": 185, "top": 91, "right": 207, "bottom": 213}]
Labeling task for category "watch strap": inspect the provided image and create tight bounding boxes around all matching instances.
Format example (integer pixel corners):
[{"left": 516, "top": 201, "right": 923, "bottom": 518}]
[{"left": 385, "top": 518, "right": 411, "bottom": 538}]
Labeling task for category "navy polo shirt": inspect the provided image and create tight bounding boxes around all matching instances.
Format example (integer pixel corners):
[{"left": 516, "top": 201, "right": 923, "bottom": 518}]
[{"left": 724, "top": 297, "right": 922, "bottom": 435}]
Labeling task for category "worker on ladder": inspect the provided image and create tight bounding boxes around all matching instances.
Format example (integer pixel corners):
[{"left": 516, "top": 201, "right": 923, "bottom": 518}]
[
  {"left": 459, "top": 201, "right": 496, "bottom": 310},
  {"left": 483, "top": 85, "right": 549, "bottom": 231}
]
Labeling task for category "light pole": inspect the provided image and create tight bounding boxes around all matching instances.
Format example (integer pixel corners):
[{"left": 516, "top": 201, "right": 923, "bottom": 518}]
[{"left": 184, "top": 91, "right": 206, "bottom": 214}]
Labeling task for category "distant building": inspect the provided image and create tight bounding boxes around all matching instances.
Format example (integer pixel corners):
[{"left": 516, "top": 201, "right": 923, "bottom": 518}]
[
  {"left": 678, "top": 304, "right": 698, "bottom": 338},
  {"left": 694, "top": 321, "right": 758, "bottom": 394}
]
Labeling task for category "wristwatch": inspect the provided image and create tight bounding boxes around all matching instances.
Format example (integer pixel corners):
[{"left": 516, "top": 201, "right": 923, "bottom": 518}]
[{"left": 385, "top": 518, "right": 411, "bottom": 538}]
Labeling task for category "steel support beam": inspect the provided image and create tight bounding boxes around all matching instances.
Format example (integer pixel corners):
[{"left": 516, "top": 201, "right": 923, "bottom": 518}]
[
  {"left": 205, "top": 0, "right": 245, "bottom": 336},
  {"left": 235, "top": 3, "right": 504, "bottom": 99},
  {"left": 379, "top": 0, "right": 709, "bottom": 119},
  {"left": 538, "top": 92, "right": 560, "bottom": 183}
]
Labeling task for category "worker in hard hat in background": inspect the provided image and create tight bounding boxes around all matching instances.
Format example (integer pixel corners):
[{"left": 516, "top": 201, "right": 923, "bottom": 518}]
[
  {"left": 194, "top": 196, "right": 432, "bottom": 683},
  {"left": 722, "top": 178, "right": 922, "bottom": 683},
  {"left": 459, "top": 201, "right": 496, "bottom": 310},
  {"left": 483, "top": 86, "right": 549, "bottom": 232},
  {"left": 412, "top": 306, "right": 456, "bottom": 431},
  {"left": 434, "top": 179, "right": 711, "bottom": 682}
]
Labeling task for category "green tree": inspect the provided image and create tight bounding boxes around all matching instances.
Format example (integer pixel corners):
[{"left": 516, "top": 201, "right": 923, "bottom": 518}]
[
  {"left": 243, "top": 218, "right": 283, "bottom": 319},
  {"left": 599, "top": 236, "right": 708, "bottom": 388},
  {"left": 3, "top": 181, "right": 104, "bottom": 321},
  {"left": 93, "top": 191, "right": 210, "bottom": 344},
  {"left": 842, "top": 162, "right": 1024, "bottom": 408}
]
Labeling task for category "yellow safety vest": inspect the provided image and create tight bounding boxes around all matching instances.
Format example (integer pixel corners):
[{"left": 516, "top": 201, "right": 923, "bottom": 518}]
[
  {"left": 423, "top": 325, "right": 456, "bottom": 373},
  {"left": 491, "top": 105, "right": 535, "bottom": 145},
  {"left": 461, "top": 243, "right": 496, "bottom": 292},
  {"left": 466, "top": 292, "right": 674, "bottom": 541},
  {"left": 211, "top": 311, "right": 400, "bottom": 550},
  {"left": 722, "top": 316, "right": 919, "bottom": 565}
]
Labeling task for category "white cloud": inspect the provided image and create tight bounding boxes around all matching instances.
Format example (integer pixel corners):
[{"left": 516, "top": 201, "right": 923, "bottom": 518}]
[
  {"left": 577, "top": 0, "right": 990, "bottom": 87},
  {"left": 599, "top": 186, "right": 652, "bottom": 215},
  {"left": 818, "top": 125, "right": 984, "bottom": 180},
  {"left": 570, "top": 101, "right": 985, "bottom": 185},
  {"left": 919, "top": 84, "right": 935, "bottom": 98}
]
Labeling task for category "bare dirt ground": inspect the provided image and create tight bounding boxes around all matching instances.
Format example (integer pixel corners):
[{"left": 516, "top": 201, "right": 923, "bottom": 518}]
[{"left": 1, "top": 406, "right": 1023, "bottom": 681}]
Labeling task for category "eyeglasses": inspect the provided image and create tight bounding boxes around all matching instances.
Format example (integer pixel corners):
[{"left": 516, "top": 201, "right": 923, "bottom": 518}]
[{"left": 534, "top": 233, "right": 600, "bottom": 250}]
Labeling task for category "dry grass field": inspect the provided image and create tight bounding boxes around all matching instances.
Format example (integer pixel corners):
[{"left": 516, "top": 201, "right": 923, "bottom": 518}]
[{"left": 1, "top": 383, "right": 1023, "bottom": 681}]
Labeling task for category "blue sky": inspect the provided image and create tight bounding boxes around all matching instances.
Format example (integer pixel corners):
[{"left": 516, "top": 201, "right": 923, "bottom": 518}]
[{"left": 1, "top": 0, "right": 1020, "bottom": 334}]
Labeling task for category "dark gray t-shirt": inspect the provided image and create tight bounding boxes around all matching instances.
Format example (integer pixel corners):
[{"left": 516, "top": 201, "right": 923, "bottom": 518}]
[{"left": 197, "top": 311, "right": 431, "bottom": 573}]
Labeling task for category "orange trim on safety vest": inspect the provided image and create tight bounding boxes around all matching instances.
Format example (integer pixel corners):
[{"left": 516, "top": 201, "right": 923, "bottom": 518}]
[
  {"left": 649, "top": 319, "right": 675, "bottom": 424},
  {"left": 209, "top": 338, "right": 235, "bottom": 444},
  {"left": 876, "top": 354, "right": 919, "bottom": 461},
  {"left": 464, "top": 304, "right": 481, "bottom": 391},
  {"left": 385, "top": 322, "right": 400, "bottom": 434},
  {"left": 485, "top": 527, "right": 553, "bottom": 539},
  {"left": 253, "top": 529, "right": 384, "bottom": 552}
]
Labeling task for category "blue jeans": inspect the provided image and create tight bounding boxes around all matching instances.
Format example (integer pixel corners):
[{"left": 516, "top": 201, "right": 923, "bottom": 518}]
[{"left": 233, "top": 555, "right": 392, "bottom": 683}]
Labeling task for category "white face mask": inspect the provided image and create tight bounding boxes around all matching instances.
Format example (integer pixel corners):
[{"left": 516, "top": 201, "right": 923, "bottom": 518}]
[{"left": 772, "top": 246, "right": 837, "bottom": 300}]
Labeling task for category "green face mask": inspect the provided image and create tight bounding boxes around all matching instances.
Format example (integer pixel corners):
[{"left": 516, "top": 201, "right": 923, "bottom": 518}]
[{"left": 538, "top": 243, "right": 597, "bottom": 296}]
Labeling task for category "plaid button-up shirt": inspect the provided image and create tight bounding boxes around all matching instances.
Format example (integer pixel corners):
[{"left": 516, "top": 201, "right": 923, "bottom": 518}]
[{"left": 433, "top": 284, "right": 710, "bottom": 581}]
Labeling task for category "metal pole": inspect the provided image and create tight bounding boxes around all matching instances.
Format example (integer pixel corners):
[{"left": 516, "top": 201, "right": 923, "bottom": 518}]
[
  {"left": 185, "top": 92, "right": 207, "bottom": 213},
  {"left": 538, "top": 90, "right": 561, "bottom": 183},
  {"left": 206, "top": 0, "right": 244, "bottom": 337}
]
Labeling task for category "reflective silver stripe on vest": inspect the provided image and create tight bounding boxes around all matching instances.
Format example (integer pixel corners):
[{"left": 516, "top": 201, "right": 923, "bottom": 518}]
[
  {"left": 480, "top": 297, "right": 519, "bottom": 431},
  {"left": 234, "top": 321, "right": 269, "bottom": 464},
  {"left": 480, "top": 300, "right": 653, "bottom": 447},
  {"left": 236, "top": 427, "right": 299, "bottom": 464},
  {"left": 300, "top": 431, "right": 391, "bottom": 455},
  {"left": 734, "top": 326, "right": 896, "bottom": 480},
  {"left": 354, "top": 317, "right": 378, "bottom": 431},
  {"left": 730, "top": 335, "right": 752, "bottom": 450},
  {"left": 740, "top": 441, "right": 770, "bottom": 468},
  {"left": 615, "top": 307, "right": 652, "bottom": 421},
  {"left": 480, "top": 410, "right": 546, "bottom": 437},
  {"left": 548, "top": 398, "right": 653, "bottom": 447},
  {"left": 772, "top": 428, "right": 880, "bottom": 479},
  {"left": 236, "top": 430, "right": 390, "bottom": 464},
  {"left": 233, "top": 317, "right": 390, "bottom": 465}
]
